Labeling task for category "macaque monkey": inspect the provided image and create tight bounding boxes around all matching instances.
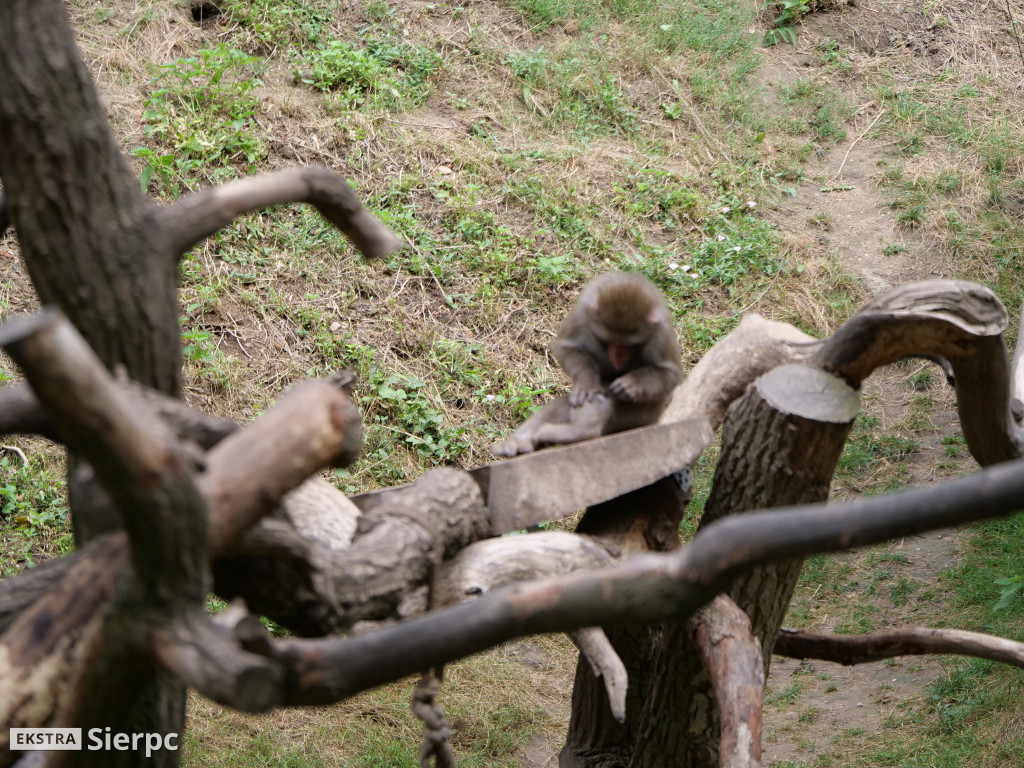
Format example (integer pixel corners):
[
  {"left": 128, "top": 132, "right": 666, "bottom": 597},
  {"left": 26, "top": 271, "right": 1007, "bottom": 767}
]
[{"left": 492, "top": 272, "right": 683, "bottom": 457}]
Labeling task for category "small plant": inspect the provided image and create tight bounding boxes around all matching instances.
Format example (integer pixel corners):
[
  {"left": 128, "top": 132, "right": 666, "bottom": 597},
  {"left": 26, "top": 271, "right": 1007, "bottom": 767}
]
[
  {"left": 134, "top": 44, "right": 267, "bottom": 194},
  {"left": 897, "top": 204, "right": 926, "bottom": 227},
  {"left": 993, "top": 575, "right": 1023, "bottom": 610},
  {"left": 299, "top": 40, "right": 387, "bottom": 96},
  {"left": 0, "top": 453, "right": 70, "bottom": 572},
  {"left": 365, "top": 374, "right": 468, "bottom": 462},
  {"left": 220, "top": 0, "right": 331, "bottom": 48},
  {"left": 536, "top": 254, "right": 574, "bottom": 284},
  {"left": 296, "top": 36, "right": 442, "bottom": 110},
  {"left": 763, "top": 0, "right": 811, "bottom": 46}
]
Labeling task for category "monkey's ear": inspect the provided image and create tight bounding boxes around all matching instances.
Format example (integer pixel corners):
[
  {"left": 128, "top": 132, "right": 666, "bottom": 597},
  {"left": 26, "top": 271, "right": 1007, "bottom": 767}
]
[
  {"left": 647, "top": 310, "right": 663, "bottom": 325},
  {"left": 586, "top": 298, "right": 600, "bottom": 314}
]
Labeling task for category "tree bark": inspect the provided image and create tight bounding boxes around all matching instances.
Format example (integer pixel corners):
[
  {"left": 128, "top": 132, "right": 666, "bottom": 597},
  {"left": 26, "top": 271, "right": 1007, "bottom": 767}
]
[
  {"left": 561, "top": 476, "right": 691, "bottom": 768},
  {"left": 0, "top": 0, "right": 180, "bottom": 396}
]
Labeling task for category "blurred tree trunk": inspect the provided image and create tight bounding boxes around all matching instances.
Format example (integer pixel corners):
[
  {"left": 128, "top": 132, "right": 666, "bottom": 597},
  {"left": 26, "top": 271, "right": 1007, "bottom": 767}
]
[
  {"left": 0, "top": 1, "right": 187, "bottom": 764},
  {"left": 0, "top": 0, "right": 181, "bottom": 397}
]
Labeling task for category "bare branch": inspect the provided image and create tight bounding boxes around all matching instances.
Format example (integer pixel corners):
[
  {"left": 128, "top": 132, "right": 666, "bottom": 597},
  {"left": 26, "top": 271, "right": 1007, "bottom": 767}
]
[
  {"left": 162, "top": 167, "right": 403, "bottom": 259},
  {"left": 0, "top": 383, "right": 58, "bottom": 440},
  {"left": 272, "top": 454, "right": 1024, "bottom": 705},
  {"left": 434, "top": 531, "right": 616, "bottom": 607},
  {"left": 666, "top": 281, "right": 1021, "bottom": 468},
  {"left": 775, "top": 626, "right": 1024, "bottom": 668},
  {"left": 151, "top": 609, "right": 284, "bottom": 712},
  {"left": 815, "top": 280, "right": 1021, "bottom": 466},
  {"left": 570, "top": 628, "right": 627, "bottom": 723},
  {"left": 691, "top": 595, "right": 763, "bottom": 768},
  {"left": 0, "top": 540, "right": 98, "bottom": 634}
]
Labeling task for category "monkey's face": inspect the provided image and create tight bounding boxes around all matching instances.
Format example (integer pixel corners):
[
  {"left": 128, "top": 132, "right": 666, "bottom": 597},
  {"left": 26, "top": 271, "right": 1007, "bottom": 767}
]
[
  {"left": 603, "top": 341, "right": 634, "bottom": 371},
  {"left": 588, "top": 315, "right": 652, "bottom": 371}
]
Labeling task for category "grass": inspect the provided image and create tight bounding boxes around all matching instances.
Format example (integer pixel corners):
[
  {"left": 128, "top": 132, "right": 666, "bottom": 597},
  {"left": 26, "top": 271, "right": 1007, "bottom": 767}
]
[{"left": 3, "top": 0, "right": 1024, "bottom": 764}]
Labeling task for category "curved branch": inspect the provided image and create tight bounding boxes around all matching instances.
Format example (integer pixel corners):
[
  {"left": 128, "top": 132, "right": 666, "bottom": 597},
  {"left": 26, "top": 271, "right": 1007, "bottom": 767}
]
[
  {"left": 775, "top": 626, "right": 1024, "bottom": 668},
  {"left": 662, "top": 314, "right": 815, "bottom": 429},
  {"left": 162, "top": 167, "right": 403, "bottom": 259},
  {"left": 665, "top": 281, "right": 1022, "bottom": 468},
  {"left": 816, "top": 280, "right": 1020, "bottom": 466},
  {"left": 273, "top": 454, "right": 1024, "bottom": 705},
  {"left": 570, "top": 627, "right": 627, "bottom": 723}
]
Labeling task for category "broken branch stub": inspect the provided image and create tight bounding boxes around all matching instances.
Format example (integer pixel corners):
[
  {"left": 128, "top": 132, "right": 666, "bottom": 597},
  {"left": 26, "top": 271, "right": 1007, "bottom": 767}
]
[
  {"left": 151, "top": 609, "right": 284, "bottom": 712},
  {"left": 201, "top": 379, "right": 361, "bottom": 556}
]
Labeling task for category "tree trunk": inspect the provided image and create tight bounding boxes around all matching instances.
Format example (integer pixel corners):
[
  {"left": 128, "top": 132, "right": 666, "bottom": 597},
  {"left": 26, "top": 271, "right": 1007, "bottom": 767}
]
[
  {"left": 632, "top": 365, "right": 858, "bottom": 768},
  {"left": 561, "top": 476, "right": 691, "bottom": 767},
  {"left": 0, "top": 1, "right": 189, "bottom": 761},
  {"left": 563, "top": 365, "right": 858, "bottom": 767},
  {"left": 0, "top": 0, "right": 180, "bottom": 397}
]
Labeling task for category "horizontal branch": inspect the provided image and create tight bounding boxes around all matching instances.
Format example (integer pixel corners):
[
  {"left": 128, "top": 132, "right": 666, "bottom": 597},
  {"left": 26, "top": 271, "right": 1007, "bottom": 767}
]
[
  {"left": 162, "top": 167, "right": 403, "bottom": 259},
  {"left": 218, "top": 469, "right": 486, "bottom": 633},
  {"left": 271, "top": 455, "right": 1024, "bottom": 704},
  {"left": 775, "top": 626, "right": 1024, "bottom": 667}
]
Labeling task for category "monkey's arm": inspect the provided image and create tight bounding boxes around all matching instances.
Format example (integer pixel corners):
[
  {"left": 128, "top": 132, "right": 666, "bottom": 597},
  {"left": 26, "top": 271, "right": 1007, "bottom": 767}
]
[
  {"left": 552, "top": 338, "right": 605, "bottom": 406},
  {"left": 492, "top": 396, "right": 611, "bottom": 456}
]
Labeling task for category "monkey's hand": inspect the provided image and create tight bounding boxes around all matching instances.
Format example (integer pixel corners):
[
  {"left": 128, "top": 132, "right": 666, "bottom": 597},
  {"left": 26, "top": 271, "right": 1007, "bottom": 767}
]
[
  {"left": 492, "top": 435, "right": 536, "bottom": 457},
  {"left": 568, "top": 379, "right": 604, "bottom": 407},
  {"left": 609, "top": 373, "right": 651, "bottom": 402}
]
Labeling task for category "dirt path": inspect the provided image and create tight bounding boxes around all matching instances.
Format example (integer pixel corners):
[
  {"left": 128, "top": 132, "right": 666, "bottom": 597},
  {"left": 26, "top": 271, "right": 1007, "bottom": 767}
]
[{"left": 756, "top": 29, "right": 970, "bottom": 765}]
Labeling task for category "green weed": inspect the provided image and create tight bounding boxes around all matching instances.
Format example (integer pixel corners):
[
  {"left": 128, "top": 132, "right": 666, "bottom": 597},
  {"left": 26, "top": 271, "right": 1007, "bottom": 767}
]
[
  {"left": 0, "top": 453, "right": 70, "bottom": 574},
  {"left": 363, "top": 373, "right": 469, "bottom": 465},
  {"left": 134, "top": 44, "right": 267, "bottom": 194},
  {"left": 763, "top": 0, "right": 811, "bottom": 46},
  {"left": 219, "top": 0, "right": 332, "bottom": 49},
  {"left": 297, "top": 35, "right": 442, "bottom": 110}
]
